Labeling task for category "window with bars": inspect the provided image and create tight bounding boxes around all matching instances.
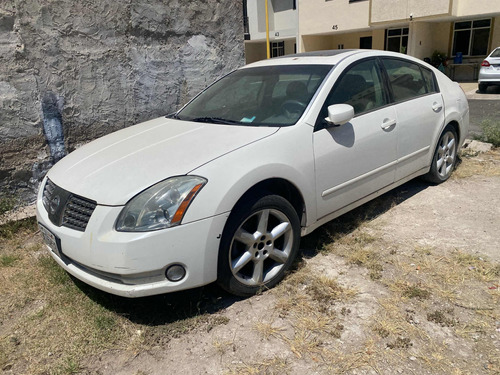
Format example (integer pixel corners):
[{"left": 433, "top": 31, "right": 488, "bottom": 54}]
[{"left": 452, "top": 19, "right": 491, "bottom": 56}]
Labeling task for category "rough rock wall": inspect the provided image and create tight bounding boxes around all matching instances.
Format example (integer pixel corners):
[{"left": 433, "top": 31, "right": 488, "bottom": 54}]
[{"left": 0, "top": 0, "right": 244, "bottom": 205}]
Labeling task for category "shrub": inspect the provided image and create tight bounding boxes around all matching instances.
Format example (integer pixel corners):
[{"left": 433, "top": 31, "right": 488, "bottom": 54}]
[{"left": 477, "top": 119, "right": 500, "bottom": 147}]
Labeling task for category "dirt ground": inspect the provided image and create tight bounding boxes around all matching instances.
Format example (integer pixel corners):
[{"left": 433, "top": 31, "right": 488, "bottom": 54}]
[{"left": 1, "top": 150, "right": 499, "bottom": 375}]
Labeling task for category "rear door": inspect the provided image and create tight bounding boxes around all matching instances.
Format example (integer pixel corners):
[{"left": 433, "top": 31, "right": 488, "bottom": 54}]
[
  {"left": 313, "top": 58, "right": 397, "bottom": 219},
  {"left": 381, "top": 58, "right": 445, "bottom": 181}
]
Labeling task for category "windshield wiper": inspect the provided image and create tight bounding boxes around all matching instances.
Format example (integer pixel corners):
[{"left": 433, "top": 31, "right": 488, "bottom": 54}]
[
  {"left": 165, "top": 112, "right": 180, "bottom": 119},
  {"left": 190, "top": 117, "right": 241, "bottom": 125}
]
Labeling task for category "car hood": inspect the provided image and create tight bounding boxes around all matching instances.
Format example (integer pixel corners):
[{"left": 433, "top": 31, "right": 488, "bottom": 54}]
[{"left": 47, "top": 117, "right": 278, "bottom": 205}]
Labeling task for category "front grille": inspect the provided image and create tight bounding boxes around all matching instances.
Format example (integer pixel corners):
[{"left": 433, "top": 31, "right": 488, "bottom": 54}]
[
  {"left": 42, "top": 179, "right": 56, "bottom": 210},
  {"left": 62, "top": 195, "right": 97, "bottom": 231},
  {"left": 42, "top": 179, "right": 96, "bottom": 232}
]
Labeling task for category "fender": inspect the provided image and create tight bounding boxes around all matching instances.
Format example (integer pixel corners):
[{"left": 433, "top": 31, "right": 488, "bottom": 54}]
[{"left": 182, "top": 124, "right": 318, "bottom": 227}]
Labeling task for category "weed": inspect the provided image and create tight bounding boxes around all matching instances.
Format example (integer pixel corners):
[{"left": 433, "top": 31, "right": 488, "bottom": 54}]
[
  {"left": 386, "top": 336, "right": 412, "bottom": 349},
  {"left": 401, "top": 285, "right": 430, "bottom": 300},
  {"left": 0, "top": 255, "right": 19, "bottom": 267},
  {"left": 427, "top": 310, "right": 458, "bottom": 327},
  {"left": 307, "top": 276, "right": 348, "bottom": 305},
  {"left": 374, "top": 326, "right": 390, "bottom": 338},
  {"left": 477, "top": 119, "right": 500, "bottom": 147}
]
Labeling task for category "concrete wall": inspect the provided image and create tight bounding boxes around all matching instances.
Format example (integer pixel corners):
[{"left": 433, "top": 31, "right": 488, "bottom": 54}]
[
  {"left": 0, "top": 0, "right": 244, "bottom": 205},
  {"left": 371, "top": 0, "right": 450, "bottom": 24},
  {"left": 458, "top": 0, "right": 500, "bottom": 17},
  {"left": 302, "top": 29, "right": 384, "bottom": 52},
  {"left": 299, "top": 0, "right": 370, "bottom": 37}
]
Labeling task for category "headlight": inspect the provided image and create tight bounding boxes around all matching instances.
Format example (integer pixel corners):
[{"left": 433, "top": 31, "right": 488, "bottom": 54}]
[{"left": 116, "top": 176, "right": 207, "bottom": 232}]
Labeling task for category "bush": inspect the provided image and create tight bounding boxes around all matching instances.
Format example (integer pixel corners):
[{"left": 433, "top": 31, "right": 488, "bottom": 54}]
[{"left": 477, "top": 119, "right": 500, "bottom": 147}]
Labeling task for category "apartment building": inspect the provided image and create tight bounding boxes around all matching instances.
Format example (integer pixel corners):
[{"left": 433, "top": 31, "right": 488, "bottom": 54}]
[
  {"left": 244, "top": 0, "right": 500, "bottom": 79},
  {"left": 243, "top": 0, "right": 298, "bottom": 63}
]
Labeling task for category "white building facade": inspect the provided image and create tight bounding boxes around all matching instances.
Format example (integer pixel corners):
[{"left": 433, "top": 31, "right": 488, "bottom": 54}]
[{"left": 245, "top": 0, "right": 500, "bottom": 79}]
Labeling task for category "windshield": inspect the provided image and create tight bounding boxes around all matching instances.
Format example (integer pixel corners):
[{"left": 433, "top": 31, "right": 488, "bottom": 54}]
[
  {"left": 176, "top": 65, "right": 332, "bottom": 127},
  {"left": 491, "top": 48, "right": 500, "bottom": 58}
]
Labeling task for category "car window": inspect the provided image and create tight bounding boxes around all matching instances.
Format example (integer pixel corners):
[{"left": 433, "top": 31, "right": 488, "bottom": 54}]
[
  {"left": 317, "top": 58, "right": 387, "bottom": 127},
  {"left": 382, "top": 58, "right": 428, "bottom": 102},
  {"left": 205, "top": 75, "right": 263, "bottom": 112},
  {"left": 490, "top": 48, "right": 500, "bottom": 58},
  {"left": 177, "top": 65, "right": 332, "bottom": 127},
  {"left": 420, "top": 67, "right": 438, "bottom": 93}
]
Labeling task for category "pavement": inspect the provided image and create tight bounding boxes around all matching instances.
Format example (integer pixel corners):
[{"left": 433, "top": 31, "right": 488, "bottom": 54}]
[
  {"left": 459, "top": 81, "right": 500, "bottom": 100},
  {"left": 459, "top": 82, "right": 500, "bottom": 136}
]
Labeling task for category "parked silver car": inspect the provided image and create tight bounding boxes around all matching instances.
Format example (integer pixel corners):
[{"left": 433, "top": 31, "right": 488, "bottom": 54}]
[{"left": 478, "top": 47, "right": 500, "bottom": 92}]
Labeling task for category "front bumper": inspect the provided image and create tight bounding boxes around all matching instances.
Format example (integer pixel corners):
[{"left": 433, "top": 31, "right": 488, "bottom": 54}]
[{"left": 36, "top": 183, "right": 228, "bottom": 298}]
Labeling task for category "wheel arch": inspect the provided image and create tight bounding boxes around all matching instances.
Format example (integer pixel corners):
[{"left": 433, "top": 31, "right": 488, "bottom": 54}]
[{"left": 229, "top": 178, "right": 306, "bottom": 227}]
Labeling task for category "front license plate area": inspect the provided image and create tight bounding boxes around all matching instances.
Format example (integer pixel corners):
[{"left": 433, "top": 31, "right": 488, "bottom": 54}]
[{"left": 39, "top": 223, "right": 62, "bottom": 258}]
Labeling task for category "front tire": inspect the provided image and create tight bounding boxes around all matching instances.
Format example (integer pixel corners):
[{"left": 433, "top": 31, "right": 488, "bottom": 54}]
[
  {"left": 423, "top": 125, "right": 458, "bottom": 184},
  {"left": 217, "top": 195, "right": 300, "bottom": 296}
]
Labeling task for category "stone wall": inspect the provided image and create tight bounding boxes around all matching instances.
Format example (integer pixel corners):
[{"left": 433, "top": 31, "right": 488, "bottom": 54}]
[{"left": 0, "top": 0, "right": 244, "bottom": 206}]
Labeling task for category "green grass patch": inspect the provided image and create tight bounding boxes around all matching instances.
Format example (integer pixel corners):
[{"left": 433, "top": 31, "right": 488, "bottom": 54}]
[
  {"left": 0, "top": 196, "right": 16, "bottom": 216},
  {"left": 0, "top": 254, "right": 19, "bottom": 267},
  {"left": 0, "top": 216, "right": 38, "bottom": 239},
  {"left": 38, "top": 256, "right": 72, "bottom": 286}
]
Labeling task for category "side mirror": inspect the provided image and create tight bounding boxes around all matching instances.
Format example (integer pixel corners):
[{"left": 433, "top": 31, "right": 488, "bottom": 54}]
[{"left": 324, "top": 104, "right": 354, "bottom": 127}]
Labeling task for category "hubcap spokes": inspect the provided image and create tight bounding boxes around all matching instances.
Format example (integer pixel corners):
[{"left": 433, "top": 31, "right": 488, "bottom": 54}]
[
  {"left": 230, "top": 209, "right": 293, "bottom": 286},
  {"left": 436, "top": 132, "right": 456, "bottom": 178}
]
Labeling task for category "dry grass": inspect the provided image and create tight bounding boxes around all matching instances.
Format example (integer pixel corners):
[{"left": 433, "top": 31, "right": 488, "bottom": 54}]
[
  {"left": 225, "top": 356, "right": 290, "bottom": 375},
  {"left": 454, "top": 149, "right": 500, "bottom": 179},
  {"left": 0, "top": 219, "right": 229, "bottom": 374}
]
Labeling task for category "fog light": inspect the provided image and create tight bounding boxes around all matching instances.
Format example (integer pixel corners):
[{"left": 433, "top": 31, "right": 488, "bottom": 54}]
[{"left": 166, "top": 264, "right": 186, "bottom": 282}]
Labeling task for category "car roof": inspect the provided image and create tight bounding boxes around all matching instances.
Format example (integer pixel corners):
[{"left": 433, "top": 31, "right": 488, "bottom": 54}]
[
  {"left": 242, "top": 49, "right": 410, "bottom": 68},
  {"left": 242, "top": 49, "right": 437, "bottom": 72},
  {"left": 243, "top": 49, "right": 362, "bottom": 68}
]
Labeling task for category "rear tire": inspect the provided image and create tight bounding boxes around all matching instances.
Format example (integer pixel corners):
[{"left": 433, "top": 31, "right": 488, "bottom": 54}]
[
  {"left": 423, "top": 125, "right": 458, "bottom": 184},
  {"left": 478, "top": 83, "right": 488, "bottom": 93},
  {"left": 217, "top": 194, "right": 300, "bottom": 297}
]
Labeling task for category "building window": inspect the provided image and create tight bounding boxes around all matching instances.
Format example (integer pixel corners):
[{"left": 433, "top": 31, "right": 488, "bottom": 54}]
[
  {"left": 386, "top": 28, "right": 408, "bottom": 54},
  {"left": 452, "top": 19, "right": 491, "bottom": 56},
  {"left": 360, "top": 36, "right": 372, "bottom": 49},
  {"left": 271, "top": 41, "right": 285, "bottom": 58}
]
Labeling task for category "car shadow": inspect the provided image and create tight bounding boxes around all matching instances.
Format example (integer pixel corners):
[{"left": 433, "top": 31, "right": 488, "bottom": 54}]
[
  {"left": 300, "top": 178, "right": 430, "bottom": 258},
  {"left": 71, "top": 277, "right": 241, "bottom": 326},
  {"left": 73, "top": 178, "right": 430, "bottom": 325}
]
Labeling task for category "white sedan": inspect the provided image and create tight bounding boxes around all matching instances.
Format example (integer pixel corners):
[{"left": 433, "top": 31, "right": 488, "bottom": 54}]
[{"left": 36, "top": 50, "right": 469, "bottom": 297}]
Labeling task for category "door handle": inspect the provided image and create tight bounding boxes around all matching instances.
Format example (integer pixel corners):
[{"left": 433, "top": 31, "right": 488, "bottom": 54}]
[
  {"left": 432, "top": 102, "right": 443, "bottom": 112},
  {"left": 381, "top": 118, "right": 396, "bottom": 130}
]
